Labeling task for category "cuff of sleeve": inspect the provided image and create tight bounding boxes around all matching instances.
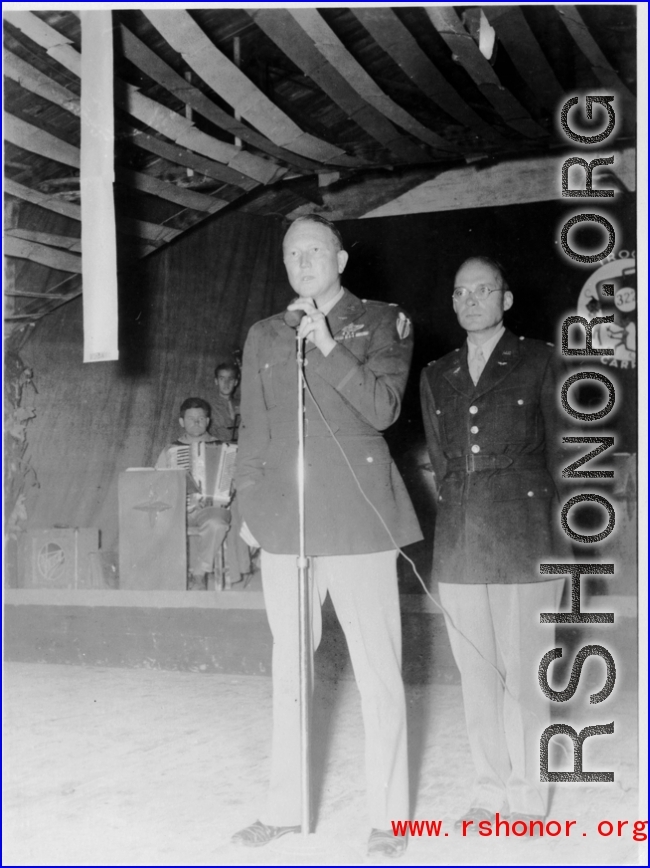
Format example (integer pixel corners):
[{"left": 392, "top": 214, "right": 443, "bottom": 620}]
[{"left": 310, "top": 342, "right": 361, "bottom": 392}]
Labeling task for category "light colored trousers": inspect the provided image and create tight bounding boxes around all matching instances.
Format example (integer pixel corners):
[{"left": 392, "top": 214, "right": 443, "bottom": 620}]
[
  {"left": 260, "top": 549, "right": 409, "bottom": 829},
  {"left": 439, "top": 579, "right": 565, "bottom": 816}
]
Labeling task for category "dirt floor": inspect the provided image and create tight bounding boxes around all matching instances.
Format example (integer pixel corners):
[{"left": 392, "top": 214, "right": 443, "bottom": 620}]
[{"left": 2, "top": 662, "right": 644, "bottom": 866}]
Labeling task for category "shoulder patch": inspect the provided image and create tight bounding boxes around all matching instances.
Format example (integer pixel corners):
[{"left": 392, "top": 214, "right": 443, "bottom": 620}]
[{"left": 396, "top": 311, "right": 411, "bottom": 340}]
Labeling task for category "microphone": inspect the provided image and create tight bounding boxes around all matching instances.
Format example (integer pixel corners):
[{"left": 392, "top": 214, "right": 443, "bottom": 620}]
[{"left": 283, "top": 303, "right": 307, "bottom": 329}]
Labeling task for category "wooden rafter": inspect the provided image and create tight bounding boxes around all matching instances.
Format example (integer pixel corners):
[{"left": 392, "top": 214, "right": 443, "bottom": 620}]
[
  {"left": 555, "top": 5, "right": 636, "bottom": 120},
  {"left": 482, "top": 7, "right": 564, "bottom": 113},
  {"left": 124, "top": 128, "right": 257, "bottom": 191},
  {"left": 115, "top": 168, "right": 229, "bottom": 214},
  {"left": 285, "top": 9, "right": 460, "bottom": 155},
  {"left": 3, "top": 10, "right": 81, "bottom": 76},
  {"left": 4, "top": 114, "right": 80, "bottom": 169},
  {"left": 117, "top": 84, "right": 280, "bottom": 186},
  {"left": 4, "top": 178, "right": 81, "bottom": 221},
  {"left": 143, "top": 9, "right": 362, "bottom": 167},
  {"left": 361, "top": 145, "right": 636, "bottom": 218},
  {"left": 424, "top": 7, "right": 547, "bottom": 140},
  {"left": 4, "top": 235, "right": 82, "bottom": 272},
  {"left": 4, "top": 49, "right": 80, "bottom": 116},
  {"left": 351, "top": 8, "right": 508, "bottom": 148},
  {"left": 4, "top": 10, "right": 280, "bottom": 188},
  {"left": 5, "top": 228, "right": 81, "bottom": 253},
  {"left": 118, "top": 24, "right": 319, "bottom": 175},
  {"left": 248, "top": 9, "right": 432, "bottom": 165}
]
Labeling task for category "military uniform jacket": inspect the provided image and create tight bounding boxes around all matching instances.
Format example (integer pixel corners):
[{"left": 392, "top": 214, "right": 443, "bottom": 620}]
[
  {"left": 236, "top": 288, "right": 423, "bottom": 555},
  {"left": 420, "top": 329, "right": 569, "bottom": 584},
  {"left": 211, "top": 392, "right": 240, "bottom": 442}
]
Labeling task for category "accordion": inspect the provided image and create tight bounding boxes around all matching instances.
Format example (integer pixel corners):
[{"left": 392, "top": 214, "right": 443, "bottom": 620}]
[{"left": 167, "top": 441, "right": 237, "bottom": 506}]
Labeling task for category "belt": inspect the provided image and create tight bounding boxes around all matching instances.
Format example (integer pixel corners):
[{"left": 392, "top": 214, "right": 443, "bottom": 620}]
[{"left": 447, "top": 454, "right": 546, "bottom": 473}]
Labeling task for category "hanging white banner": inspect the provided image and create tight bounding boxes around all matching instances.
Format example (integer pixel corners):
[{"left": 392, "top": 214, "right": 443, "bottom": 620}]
[{"left": 81, "top": 10, "right": 118, "bottom": 363}]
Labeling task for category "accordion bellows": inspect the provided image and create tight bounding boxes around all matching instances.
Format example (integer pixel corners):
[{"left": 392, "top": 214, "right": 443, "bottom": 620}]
[{"left": 167, "top": 441, "right": 237, "bottom": 505}]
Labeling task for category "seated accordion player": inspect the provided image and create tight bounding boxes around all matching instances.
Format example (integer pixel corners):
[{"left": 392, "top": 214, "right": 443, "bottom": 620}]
[{"left": 166, "top": 441, "right": 238, "bottom": 508}]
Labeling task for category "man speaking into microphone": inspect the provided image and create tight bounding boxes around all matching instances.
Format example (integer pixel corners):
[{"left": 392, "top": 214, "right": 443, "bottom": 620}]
[{"left": 232, "top": 215, "right": 422, "bottom": 856}]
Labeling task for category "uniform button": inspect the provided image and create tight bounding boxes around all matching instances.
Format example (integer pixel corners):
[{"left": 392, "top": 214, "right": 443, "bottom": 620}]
[
  {"left": 304, "top": 359, "right": 308, "bottom": 366},
  {"left": 517, "top": 399, "right": 524, "bottom": 405},
  {"left": 469, "top": 405, "right": 478, "bottom": 415},
  {"left": 366, "top": 456, "right": 374, "bottom": 463},
  {"left": 438, "top": 495, "right": 443, "bottom": 502},
  {"left": 435, "top": 410, "right": 441, "bottom": 415},
  {"left": 471, "top": 444, "right": 480, "bottom": 454},
  {"left": 470, "top": 425, "right": 479, "bottom": 434},
  {"left": 527, "top": 490, "right": 534, "bottom": 497}
]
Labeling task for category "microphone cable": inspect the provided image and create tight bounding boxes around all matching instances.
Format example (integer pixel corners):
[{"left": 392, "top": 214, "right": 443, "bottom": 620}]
[{"left": 300, "top": 363, "right": 516, "bottom": 697}]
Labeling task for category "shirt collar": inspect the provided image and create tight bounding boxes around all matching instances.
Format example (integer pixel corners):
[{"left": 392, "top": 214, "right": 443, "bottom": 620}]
[
  {"left": 317, "top": 286, "right": 344, "bottom": 317},
  {"left": 467, "top": 324, "right": 506, "bottom": 363}
]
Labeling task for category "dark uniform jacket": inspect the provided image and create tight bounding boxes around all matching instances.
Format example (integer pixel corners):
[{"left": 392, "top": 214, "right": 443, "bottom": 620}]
[
  {"left": 420, "top": 329, "right": 569, "bottom": 584},
  {"left": 236, "top": 288, "right": 423, "bottom": 555},
  {"left": 211, "top": 392, "right": 240, "bottom": 442}
]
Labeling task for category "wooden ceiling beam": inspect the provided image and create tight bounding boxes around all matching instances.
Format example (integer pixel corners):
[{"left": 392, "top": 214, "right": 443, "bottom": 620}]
[
  {"left": 361, "top": 146, "right": 635, "bottom": 218},
  {"left": 4, "top": 114, "right": 80, "bottom": 169},
  {"left": 4, "top": 235, "right": 82, "bottom": 272},
  {"left": 4, "top": 178, "right": 81, "bottom": 221},
  {"left": 248, "top": 9, "right": 433, "bottom": 165},
  {"left": 555, "top": 6, "right": 636, "bottom": 120},
  {"left": 285, "top": 9, "right": 461, "bottom": 156},
  {"left": 124, "top": 128, "right": 258, "bottom": 191},
  {"left": 3, "top": 11, "right": 81, "bottom": 77},
  {"left": 117, "top": 84, "right": 282, "bottom": 186},
  {"left": 5, "top": 228, "right": 81, "bottom": 253},
  {"left": 425, "top": 7, "right": 547, "bottom": 140},
  {"left": 3, "top": 50, "right": 80, "bottom": 116},
  {"left": 482, "top": 7, "right": 564, "bottom": 113},
  {"left": 143, "top": 9, "right": 362, "bottom": 168},
  {"left": 351, "top": 8, "right": 508, "bottom": 149},
  {"left": 4, "top": 11, "right": 281, "bottom": 187},
  {"left": 118, "top": 24, "right": 320, "bottom": 175},
  {"left": 115, "top": 168, "right": 229, "bottom": 214}
]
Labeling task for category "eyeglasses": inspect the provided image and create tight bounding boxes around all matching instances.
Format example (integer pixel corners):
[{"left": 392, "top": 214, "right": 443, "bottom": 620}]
[{"left": 452, "top": 286, "right": 502, "bottom": 301}]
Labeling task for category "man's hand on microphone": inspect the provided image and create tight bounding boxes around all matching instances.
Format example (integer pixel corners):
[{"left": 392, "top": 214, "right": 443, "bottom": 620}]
[{"left": 288, "top": 299, "right": 337, "bottom": 357}]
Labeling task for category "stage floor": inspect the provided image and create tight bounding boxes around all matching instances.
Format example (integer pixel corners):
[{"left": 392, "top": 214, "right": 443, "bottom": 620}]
[{"left": 3, "top": 663, "right": 642, "bottom": 866}]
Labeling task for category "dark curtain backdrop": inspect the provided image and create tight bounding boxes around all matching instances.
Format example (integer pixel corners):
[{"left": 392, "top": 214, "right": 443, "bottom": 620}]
[
  {"left": 19, "top": 196, "right": 635, "bottom": 567},
  {"left": 21, "top": 211, "right": 290, "bottom": 552}
]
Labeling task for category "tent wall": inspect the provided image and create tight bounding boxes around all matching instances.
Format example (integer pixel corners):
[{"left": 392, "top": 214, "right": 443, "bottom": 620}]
[{"left": 20, "top": 211, "right": 288, "bottom": 555}]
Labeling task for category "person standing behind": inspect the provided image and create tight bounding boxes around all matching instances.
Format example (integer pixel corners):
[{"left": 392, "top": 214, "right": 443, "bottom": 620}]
[
  {"left": 211, "top": 362, "right": 252, "bottom": 585},
  {"left": 232, "top": 215, "right": 422, "bottom": 856},
  {"left": 420, "top": 256, "right": 568, "bottom": 832},
  {"left": 212, "top": 363, "right": 241, "bottom": 442}
]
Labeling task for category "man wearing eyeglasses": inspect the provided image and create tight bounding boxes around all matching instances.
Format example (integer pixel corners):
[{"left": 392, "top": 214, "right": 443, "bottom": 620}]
[{"left": 420, "top": 256, "right": 568, "bottom": 835}]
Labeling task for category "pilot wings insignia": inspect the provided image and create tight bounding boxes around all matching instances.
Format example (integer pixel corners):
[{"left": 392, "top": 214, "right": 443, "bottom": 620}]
[{"left": 337, "top": 323, "right": 368, "bottom": 341}]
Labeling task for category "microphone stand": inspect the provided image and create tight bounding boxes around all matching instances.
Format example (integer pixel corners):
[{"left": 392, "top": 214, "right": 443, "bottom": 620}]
[{"left": 296, "top": 329, "right": 311, "bottom": 837}]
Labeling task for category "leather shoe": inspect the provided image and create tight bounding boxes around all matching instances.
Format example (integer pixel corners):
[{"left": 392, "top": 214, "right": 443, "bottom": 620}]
[
  {"left": 367, "top": 828, "right": 408, "bottom": 858},
  {"left": 231, "top": 819, "right": 300, "bottom": 847},
  {"left": 454, "top": 807, "right": 495, "bottom": 834},
  {"left": 509, "top": 813, "right": 545, "bottom": 838}
]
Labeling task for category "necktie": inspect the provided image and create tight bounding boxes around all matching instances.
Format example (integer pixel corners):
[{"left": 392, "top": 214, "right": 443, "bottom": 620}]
[{"left": 469, "top": 345, "right": 486, "bottom": 386}]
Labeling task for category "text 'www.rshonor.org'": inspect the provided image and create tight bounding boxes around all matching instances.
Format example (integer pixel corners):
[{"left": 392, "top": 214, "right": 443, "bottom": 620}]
[{"left": 391, "top": 817, "right": 648, "bottom": 841}]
